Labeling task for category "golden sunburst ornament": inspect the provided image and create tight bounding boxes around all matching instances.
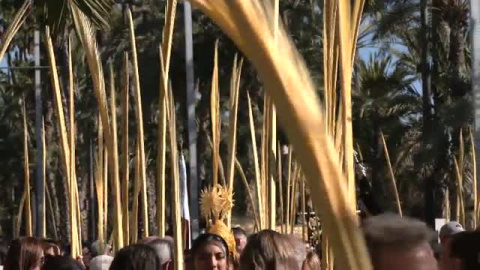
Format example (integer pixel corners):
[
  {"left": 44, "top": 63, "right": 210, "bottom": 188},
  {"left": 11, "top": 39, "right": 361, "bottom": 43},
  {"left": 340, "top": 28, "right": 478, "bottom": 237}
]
[
  {"left": 200, "top": 184, "right": 234, "bottom": 222},
  {"left": 200, "top": 185, "right": 221, "bottom": 219},
  {"left": 218, "top": 185, "right": 234, "bottom": 220}
]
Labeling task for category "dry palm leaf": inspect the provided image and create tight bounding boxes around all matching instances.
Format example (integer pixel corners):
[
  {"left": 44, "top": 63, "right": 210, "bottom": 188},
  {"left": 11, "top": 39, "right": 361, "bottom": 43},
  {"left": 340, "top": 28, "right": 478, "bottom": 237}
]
[
  {"left": 211, "top": 40, "right": 221, "bottom": 186},
  {"left": 0, "top": 0, "right": 31, "bottom": 61},
  {"left": 127, "top": 9, "right": 149, "bottom": 238},
  {"left": 470, "top": 130, "right": 478, "bottom": 227},
  {"left": 46, "top": 27, "right": 82, "bottom": 257},
  {"left": 71, "top": 6, "right": 124, "bottom": 249},
  {"left": 157, "top": 0, "right": 178, "bottom": 238},
  {"left": 121, "top": 53, "right": 130, "bottom": 244},
  {"left": 380, "top": 132, "right": 402, "bottom": 216},
  {"left": 95, "top": 115, "right": 105, "bottom": 251},
  {"left": 167, "top": 84, "right": 184, "bottom": 270},
  {"left": 68, "top": 38, "right": 82, "bottom": 256},
  {"left": 109, "top": 62, "right": 123, "bottom": 242},
  {"left": 131, "top": 143, "right": 141, "bottom": 244},
  {"left": 187, "top": 1, "right": 371, "bottom": 268},
  {"left": 454, "top": 158, "right": 465, "bottom": 225},
  {"left": 247, "top": 92, "right": 264, "bottom": 229},
  {"left": 234, "top": 159, "right": 260, "bottom": 230},
  {"left": 22, "top": 100, "right": 33, "bottom": 237},
  {"left": 226, "top": 56, "right": 243, "bottom": 225}
]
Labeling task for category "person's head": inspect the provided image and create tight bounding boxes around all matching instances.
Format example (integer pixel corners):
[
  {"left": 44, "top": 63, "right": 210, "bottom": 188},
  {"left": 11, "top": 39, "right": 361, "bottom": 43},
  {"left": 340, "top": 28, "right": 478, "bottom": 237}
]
[
  {"left": 4, "top": 237, "right": 44, "bottom": 270},
  {"left": 110, "top": 244, "right": 160, "bottom": 270},
  {"left": 231, "top": 228, "right": 247, "bottom": 256},
  {"left": 239, "top": 230, "right": 301, "bottom": 270},
  {"left": 90, "top": 240, "right": 112, "bottom": 258},
  {"left": 89, "top": 255, "right": 113, "bottom": 270},
  {"left": 40, "top": 239, "right": 61, "bottom": 257},
  {"left": 439, "top": 221, "right": 464, "bottom": 245},
  {"left": 139, "top": 237, "right": 173, "bottom": 269},
  {"left": 286, "top": 235, "right": 307, "bottom": 269},
  {"left": 363, "top": 214, "right": 437, "bottom": 270},
  {"left": 302, "top": 252, "right": 320, "bottom": 270},
  {"left": 207, "top": 221, "right": 236, "bottom": 260},
  {"left": 43, "top": 255, "right": 83, "bottom": 270},
  {"left": 447, "top": 231, "right": 480, "bottom": 270},
  {"left": 191, "top": 234, "right": 230, "bottom": 270},
  {"left": 81, "top": 241, "right": 92, "bottom": 266}
]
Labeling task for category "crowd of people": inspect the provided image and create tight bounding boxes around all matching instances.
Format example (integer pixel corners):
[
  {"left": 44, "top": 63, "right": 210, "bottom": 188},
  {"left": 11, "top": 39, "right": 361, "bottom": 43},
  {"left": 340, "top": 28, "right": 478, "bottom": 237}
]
[{"left": 0, "top": 214, "right": 478, "bottom": 270}]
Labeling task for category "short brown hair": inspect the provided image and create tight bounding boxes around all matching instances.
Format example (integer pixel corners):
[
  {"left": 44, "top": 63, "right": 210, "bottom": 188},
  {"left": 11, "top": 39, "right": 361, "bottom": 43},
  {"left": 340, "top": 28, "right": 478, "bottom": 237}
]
[
  {"left": 303, "top": 251, "right": 321, "bottom": 270},
  {"left": 239, "top": 230, "right": 301, "bottom": 270},
  {"left": 363, "top": 214, "right": 434, "bottom": 256}
]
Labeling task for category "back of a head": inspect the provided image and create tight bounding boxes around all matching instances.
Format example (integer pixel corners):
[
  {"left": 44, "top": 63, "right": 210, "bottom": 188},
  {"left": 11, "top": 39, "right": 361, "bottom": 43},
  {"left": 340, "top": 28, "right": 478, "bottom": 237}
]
[
  {"left": 91, "top": 240, "right": 111, "bottom": 257},
  {"left": 144, "top": 239, "right": 173, "bottom": 266},
  {"left": 43, "top": 255, "right": 83, "bottom": 270},
  {"left": 40, "top": 239, "right": 62, "bottom": 256},
  {"left": 286, "top": 234, "right": 307, "bottom": 269},
  {"left": 4, "top": 237, "right": 43, "bottom": 270},
  {"left": 89, "top": 255, "right": 113, "bottom": 270},
  {"left": 363, "top": 214, "right": 433, "bottom": 253},
  {"left": 239, "top": 230, "right": 301, "bottom": 270},
  {"left": 110, "top": 244, "right": 160, "bottom": 270},
  {"left": 450, "top": 231, "right": 480, "bottom": 270},
  {"left": 363, "top": 214, "right": 435, "bottom": 269},
  {"left": 303, "top": 252, "right": 321, "bottom": 270}
]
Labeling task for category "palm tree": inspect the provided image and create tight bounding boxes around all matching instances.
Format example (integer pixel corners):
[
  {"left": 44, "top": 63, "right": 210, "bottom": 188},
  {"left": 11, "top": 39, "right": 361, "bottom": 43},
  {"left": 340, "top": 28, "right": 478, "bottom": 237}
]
[
  {"left": 366, "top": 0, "right": 471, "bottom": 223},
  {"left": 353, "top": 53, "right": 421, "bottom": 212},
  {"left": 1, "top": 0, "right": 115, "bottom": 237}
]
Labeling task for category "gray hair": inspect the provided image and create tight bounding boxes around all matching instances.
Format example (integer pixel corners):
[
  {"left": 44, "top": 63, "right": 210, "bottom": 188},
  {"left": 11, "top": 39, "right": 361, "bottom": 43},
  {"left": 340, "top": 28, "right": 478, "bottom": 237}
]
[
  {"left": 363, "top": 213, "right": 434, "bottom": 255},
  {"left": 146, "top": 239, "right": 173, "bottom": 265},
  {"left": 90, "top": 240, "right": 111, "bottom": 257},
  {"left": 89, "top": 255, "right": 113, "bottom": 270}
]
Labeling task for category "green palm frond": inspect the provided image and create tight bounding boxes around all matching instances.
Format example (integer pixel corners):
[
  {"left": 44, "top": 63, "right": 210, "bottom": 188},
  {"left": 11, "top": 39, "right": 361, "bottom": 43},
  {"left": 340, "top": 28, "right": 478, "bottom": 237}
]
[{"left": 37, "top": 0, "right": 114, "bottom": 37}]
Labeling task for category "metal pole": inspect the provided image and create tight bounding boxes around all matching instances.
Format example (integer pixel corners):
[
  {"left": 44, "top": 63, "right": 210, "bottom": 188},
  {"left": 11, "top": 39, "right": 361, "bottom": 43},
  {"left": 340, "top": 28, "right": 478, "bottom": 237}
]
[
  {"left": 34, "top": 30, "right": 45, "bottom": 237},
  {"left": 184, "top": 0, "right": 199, "bottom": 240},
  {"left": 471, "top": 0, "right": 480, "bottom": 211}
]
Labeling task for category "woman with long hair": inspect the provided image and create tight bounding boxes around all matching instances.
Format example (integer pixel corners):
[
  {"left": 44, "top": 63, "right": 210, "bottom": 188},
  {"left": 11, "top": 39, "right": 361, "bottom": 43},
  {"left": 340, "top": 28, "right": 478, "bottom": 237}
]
[{"left": 4, "top": 237, "right": 44, "bottom": 270}]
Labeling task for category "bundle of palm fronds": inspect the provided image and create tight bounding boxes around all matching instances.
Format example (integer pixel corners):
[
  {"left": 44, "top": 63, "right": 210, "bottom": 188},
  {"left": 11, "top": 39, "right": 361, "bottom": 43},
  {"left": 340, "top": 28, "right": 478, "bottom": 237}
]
[{"left": 188, "top": 0, "right": 371, "bottom": 269}]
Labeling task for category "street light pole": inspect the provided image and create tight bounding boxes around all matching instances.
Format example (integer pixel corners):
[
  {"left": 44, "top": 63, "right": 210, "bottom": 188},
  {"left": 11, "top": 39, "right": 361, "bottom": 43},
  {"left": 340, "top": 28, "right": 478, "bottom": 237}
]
[
  {"left": 184, "top": 0, "right": 199, "bottom": 240},
  {"left": 471, "top": 0, "right": 480, "bottom": 215},
  {"left": 34, "top": 30, "right": 45, "bottom": 237}
]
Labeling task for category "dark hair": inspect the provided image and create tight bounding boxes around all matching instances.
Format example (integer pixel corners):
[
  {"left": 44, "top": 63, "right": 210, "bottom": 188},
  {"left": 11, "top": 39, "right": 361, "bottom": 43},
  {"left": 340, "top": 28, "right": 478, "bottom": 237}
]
[
  {"left": 232, "top": 227, "right": 247, "bottom": 238},
  {"left": 239, "top": 230, "right": 301, "bottom": 270},
  {"left": 4, "top": 237, "right": 43, "bottom": 270},
  {"left": 63, "top": 244, "right": 72, "bottom": 258},
  {"left": 450, "top": 231, "right": 480, "bottom": 270},
  {"left": 109, "top": 244, "right": 160, "bottom": 270},
  {"left": 43, "top": 256, "right": 83, "bottom": 270},
  {"left": 191, "top": 233, "right": 229, "bottom": 259}
]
